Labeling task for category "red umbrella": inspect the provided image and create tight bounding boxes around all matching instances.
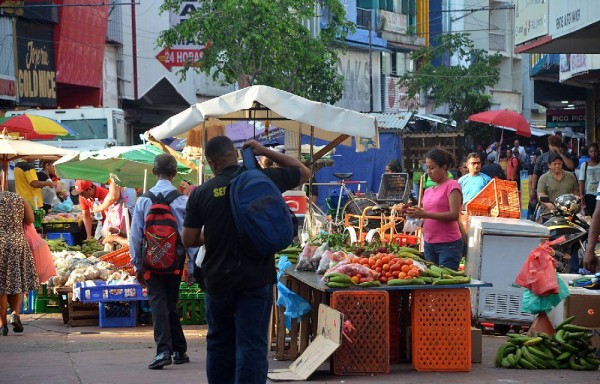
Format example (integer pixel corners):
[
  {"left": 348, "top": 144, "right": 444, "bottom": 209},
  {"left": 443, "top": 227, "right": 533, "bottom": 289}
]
[{"left": 468, "top": 109, "right": 531, "bottom": 138}]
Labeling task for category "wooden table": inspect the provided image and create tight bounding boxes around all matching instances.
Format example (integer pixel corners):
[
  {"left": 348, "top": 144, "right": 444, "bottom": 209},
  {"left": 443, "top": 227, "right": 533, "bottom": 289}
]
[{"left": 276, "top": 268, "right": 492, "bottom": 372}]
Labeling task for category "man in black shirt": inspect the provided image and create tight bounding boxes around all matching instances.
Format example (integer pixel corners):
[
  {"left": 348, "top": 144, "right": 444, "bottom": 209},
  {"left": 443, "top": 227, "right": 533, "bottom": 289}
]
[{"left": 182, "top": 137, "right": 309, "bottom": 384}]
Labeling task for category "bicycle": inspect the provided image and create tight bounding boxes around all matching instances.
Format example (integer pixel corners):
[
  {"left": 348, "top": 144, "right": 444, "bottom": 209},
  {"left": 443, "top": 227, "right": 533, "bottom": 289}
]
[{"left": 301, "top": 172, "right": 377, "bottom": 241}]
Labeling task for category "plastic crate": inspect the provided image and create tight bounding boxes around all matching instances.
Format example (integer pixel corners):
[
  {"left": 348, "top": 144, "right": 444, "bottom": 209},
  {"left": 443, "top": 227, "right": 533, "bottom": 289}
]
[
  {"left": 465, "top": 179, "right": 520, "bottom": 218},
  {"left": 179, "top": 282, "right": 203, "bottom": 300},
  {"left": 178, "top": 296, "right": 206, "bottom": 325},
  {"left": 331, "top": 291, "right": 390, "bottom": 375},
  {"left": 390, "top": 234, "right": 419, "bottom": 247},
  {"left": 5, "top": 290, "right": 36, "bottom": 315},
  {"left": 34, "top": 285, "right": 61, "bottom": 314},
  {"left": 46, "top": 232, "right": 77, "bottom": 246},
  {"left": 389, "top": 292, "right": 400, "bottom": 364},
  {"left": 74, "top": 281, "right": 147, "bottom": 303},
  {"left": 411, "top": 289, "right": 471, "bottom": 372},
  {"left": 99, "top": 247, "right": 134, "bottom": 275},
  {"left": 42, "top": 221, "right": 81, "bottom": 233},
  {"left": 99, "top": 301, "right": 137, "bottom": 328}
]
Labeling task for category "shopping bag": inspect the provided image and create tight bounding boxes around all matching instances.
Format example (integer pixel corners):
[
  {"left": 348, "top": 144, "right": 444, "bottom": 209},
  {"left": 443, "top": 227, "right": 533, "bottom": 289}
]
[
  {"left": 276, "top": 256, "right": 312, "bottom": 331},
  {"left": 521, "top": 274, "right": 570, "bottom": 314},
  {"left": 23, "top": 224, "right": 56, "bottom": 283},
  {"left": 515, "top": 237, "right": 563, "bottom": 296}
]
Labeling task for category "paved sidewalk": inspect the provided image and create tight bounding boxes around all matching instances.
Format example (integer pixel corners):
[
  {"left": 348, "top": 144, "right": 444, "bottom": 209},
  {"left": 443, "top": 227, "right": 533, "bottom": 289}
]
[{"left": 0, "top": 314, "right": 598, "bottom": 384}]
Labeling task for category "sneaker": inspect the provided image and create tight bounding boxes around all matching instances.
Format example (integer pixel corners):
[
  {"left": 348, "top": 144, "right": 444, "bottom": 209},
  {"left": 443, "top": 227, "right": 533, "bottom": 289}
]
[{"left": 10, "top": 313, "right": 23, "bottom": 333}]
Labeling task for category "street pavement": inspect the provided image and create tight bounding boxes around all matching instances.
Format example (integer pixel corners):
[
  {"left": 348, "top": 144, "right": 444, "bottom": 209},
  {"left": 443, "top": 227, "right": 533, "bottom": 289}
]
[{"left": 0, "top": 313, "right": 598, "bottom": 384}]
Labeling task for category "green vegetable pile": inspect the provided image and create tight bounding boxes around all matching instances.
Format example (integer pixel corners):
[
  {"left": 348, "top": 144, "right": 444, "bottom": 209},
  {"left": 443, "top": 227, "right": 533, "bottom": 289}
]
[{"left": 495, "top": 316, "right": 599, "bottom": 370}]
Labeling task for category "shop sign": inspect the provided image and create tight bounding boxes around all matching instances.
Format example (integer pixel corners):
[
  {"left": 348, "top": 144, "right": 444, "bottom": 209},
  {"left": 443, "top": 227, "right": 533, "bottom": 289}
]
[
  {"left": 558, "top": 54, "right": 595, "bottom": 82},
  {"left": 382, "top": 75, "right": 418, "bottom": 113},
  {"left": 15, "top": 20, "right": 56, "bottom": 107},
  {"left": 546, "top": 109, "right": 585, "bottom": 128},
  {"left": 0, "top": 74, "right": 16, "bottom": 101},
  {"left": 515, "top": 0, "right": 549, "bottom": 45},
  {"left": 530, "top": 53, "right": 559, "bottom": 77},
  {"left": 549, "top": 0, "right": 600, "bottom": 39},
  {"left": 156, "top": 47, "right": 206, "bottom": 72},
  {"left": 168, "top": 0, "right": 202, "bottom": 49}
]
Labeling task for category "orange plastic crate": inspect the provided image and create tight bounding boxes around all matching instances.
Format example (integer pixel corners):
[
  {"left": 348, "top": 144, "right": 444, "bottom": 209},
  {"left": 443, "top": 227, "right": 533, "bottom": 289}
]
[
  {"left": 331, "top": 291, "right": 390, "bottom": 375},
  {"left": 389, "top": 292, "right": 400, "bottom": 364},
  {"left": 465, "top": 179, "right": 520, "bottom": 218},
  {"left": 411, "top": 289, "right": 471, "bottom": 372},
  {"left": 99, "top": 246, "right": 134, "bottom": 275},
  {"left": 390, "top": 234, "right": 419, "bottom": 246}
]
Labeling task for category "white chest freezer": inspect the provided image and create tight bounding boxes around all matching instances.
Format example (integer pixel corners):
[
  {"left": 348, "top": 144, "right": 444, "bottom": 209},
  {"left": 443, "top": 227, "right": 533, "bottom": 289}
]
[{"left": 466, "top": 216, "right": 550, "bottom": 324}]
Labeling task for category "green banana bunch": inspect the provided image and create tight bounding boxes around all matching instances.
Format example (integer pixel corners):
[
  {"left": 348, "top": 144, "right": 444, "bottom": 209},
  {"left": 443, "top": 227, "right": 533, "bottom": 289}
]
[{"left": 495, "top": 317, "right": 598, "bottom": 370}]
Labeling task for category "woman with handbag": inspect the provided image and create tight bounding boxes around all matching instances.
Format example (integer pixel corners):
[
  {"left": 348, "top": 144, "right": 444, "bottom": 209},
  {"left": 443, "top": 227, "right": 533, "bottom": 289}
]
[
  {"left": 578, "top": 143, "right": 600, "bottom": 216},
  {"left": 0, "top": 191, "right": 40, "bottom": 335}
]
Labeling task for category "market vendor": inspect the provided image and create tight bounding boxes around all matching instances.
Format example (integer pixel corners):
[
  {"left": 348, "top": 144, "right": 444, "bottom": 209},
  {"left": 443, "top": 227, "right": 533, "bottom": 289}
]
[
  {"left": 36, "top": 160, "right": 60, "bottom": 212},
  {"left": 92, "top": 175, "right": 137, "bottom": 239},
  {"left": 14, "top": 159, "right": 53, "bottom": 210},
  {"left": 536, "top": 152, "right": 579, "bottom": 221},
  {"left": 72, "top": 180, "right": 109, "bottom": 239}
]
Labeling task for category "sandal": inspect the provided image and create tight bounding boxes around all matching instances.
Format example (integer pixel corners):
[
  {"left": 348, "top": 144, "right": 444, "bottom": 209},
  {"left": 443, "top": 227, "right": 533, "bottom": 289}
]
[{"left": 10, "top": 313, "right": 23, "bottom": 333}]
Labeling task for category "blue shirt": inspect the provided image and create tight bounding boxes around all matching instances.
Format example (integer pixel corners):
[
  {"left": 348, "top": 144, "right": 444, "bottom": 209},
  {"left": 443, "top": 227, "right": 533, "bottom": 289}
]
[
  {"left": 129, "top": 179, "right": 192, "bottom": 271},
  {"left": 458, "top": 173, "right": 491, "bottom": 203}
]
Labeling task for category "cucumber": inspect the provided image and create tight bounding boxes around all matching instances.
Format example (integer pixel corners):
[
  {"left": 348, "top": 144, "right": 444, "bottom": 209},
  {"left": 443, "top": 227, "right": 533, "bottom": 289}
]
[
  {"left": 387, "top": 278, "right": 426, "bottom": 286},
  {"left": 326, "top": 281, "right": 351, "bottom": 288}
]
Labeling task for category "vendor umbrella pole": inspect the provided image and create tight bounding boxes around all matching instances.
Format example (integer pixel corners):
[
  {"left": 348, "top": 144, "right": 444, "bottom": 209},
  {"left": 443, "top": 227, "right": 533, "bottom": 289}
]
[
  {"left": 1, "top": 161, "right": 7, "bottom": 191},
  {"left": 309, "top": 125, "right": 314, "bottom": 205}
]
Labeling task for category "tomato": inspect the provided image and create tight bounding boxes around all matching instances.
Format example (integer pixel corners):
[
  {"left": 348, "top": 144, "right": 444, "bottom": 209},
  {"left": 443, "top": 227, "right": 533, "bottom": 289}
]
[
  {"left": 381, "top": 256, "right": 391, "bottom": 264},
  {"left": 392, "top": 271, "right": 400, "bottom": 278},
  {"left": 390, "top": 264, "right": 401, "bottom": 272},
  {"left": 368, "top": 258, "right": 376, "bottom": 267},
  {"left": 385, "top": 271, "right": 393, "bottom": 278},
  {"left": 405, "top": 258, "right": 414, "bottom": 265},
  {"left": 375, "top": 267, "right": 383, "bottom": 273},
  {"left": 351, "top": 275, "right": 360, "bottom": 284},
  {"left": 375, "top": 259, "right": 384, "bottom": 268},
  {"left": 401, "top": 265, "right": 410, "bottom": 273},
  {"left": 382, "top": 263, "right": 390, "bottom": 271},
  {"left": 399, "top": 272, "right": 407, "bottom": 279},
  {"left": 407, "top": 269, "right": 417, "bottom": 278},
  {"left": 380, "top": 276, "right": 388, "bottom": 284}
]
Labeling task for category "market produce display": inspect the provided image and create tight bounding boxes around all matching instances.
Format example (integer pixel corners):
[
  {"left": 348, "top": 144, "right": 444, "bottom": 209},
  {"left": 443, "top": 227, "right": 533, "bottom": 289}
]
[
  {"left": 284, "top": 233, "right": 471, "bottom": 289},
  {"left": 42, "top": 212, "right": 81, "bottom": 223},
  {"left": 46, "top": 250, "right": 133, "bottom": 288},
  {"left": 495, "top": 316, "right": 599, "bottom": 370},
  {"left": 45, "top": 238, "right": 104, "bottom": 254}
]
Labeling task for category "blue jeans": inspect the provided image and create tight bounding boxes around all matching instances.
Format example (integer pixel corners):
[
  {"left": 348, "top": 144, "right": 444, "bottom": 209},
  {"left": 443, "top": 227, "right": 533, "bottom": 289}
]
[
  {"left": 424, "top": 239, "right": 464, "bottom": 271},
  {"left": 205, "top": 284, "right": 273, "bottom": 384}
]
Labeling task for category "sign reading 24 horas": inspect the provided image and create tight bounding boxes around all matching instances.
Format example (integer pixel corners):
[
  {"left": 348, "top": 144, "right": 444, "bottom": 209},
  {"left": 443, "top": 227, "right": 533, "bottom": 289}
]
[{"left": 16, "top": 20, "right": 56, "bottom": 107}]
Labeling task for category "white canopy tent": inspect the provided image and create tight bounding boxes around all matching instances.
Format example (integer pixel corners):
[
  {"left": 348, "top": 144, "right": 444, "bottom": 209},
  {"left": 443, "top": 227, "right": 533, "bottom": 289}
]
[{"left": 145, "top": 85, "right": 379, "bottom": 163}]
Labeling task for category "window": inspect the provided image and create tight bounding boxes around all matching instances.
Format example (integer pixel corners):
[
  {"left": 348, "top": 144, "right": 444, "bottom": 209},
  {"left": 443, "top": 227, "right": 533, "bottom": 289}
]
[
  {"left": 382, "top": 52, "right": 392, "bottom": 75},
  {"left": 379, "top": 0, "right": 394, "bottom": 11},
  {"left": 60, "top": 119, "right": 109, "bottom": 140}
]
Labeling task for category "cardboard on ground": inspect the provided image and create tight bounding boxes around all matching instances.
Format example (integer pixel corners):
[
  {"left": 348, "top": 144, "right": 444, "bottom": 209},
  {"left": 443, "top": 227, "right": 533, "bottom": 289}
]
[{"left": 268, "top": 304, "right": 344, "bottom": 381}]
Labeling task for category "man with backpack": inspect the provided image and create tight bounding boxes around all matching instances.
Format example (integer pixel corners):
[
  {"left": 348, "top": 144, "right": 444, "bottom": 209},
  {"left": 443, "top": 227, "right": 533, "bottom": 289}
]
[
  {"left": 129, "top": 154, "right": 190, "bottom": 370},
  {"left": 183, "top": 137, "right": 310, "bottom": 384}
]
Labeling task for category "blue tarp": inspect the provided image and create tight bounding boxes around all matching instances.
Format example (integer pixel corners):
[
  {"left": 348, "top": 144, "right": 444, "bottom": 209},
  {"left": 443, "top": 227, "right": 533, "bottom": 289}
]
[{"left": 303, "top": 132, "right": 402, "bottom": 208}]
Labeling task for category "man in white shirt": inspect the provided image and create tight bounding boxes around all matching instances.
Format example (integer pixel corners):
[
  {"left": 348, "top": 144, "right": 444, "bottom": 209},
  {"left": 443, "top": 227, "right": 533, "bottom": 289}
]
[{"left": 513, "top": 139, "right": 527, "bottom": 164}]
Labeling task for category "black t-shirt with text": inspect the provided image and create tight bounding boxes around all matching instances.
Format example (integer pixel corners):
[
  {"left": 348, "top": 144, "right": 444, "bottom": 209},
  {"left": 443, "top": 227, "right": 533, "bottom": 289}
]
[{"left": 185, "top": 164, "right": 301, "bottom": 295}]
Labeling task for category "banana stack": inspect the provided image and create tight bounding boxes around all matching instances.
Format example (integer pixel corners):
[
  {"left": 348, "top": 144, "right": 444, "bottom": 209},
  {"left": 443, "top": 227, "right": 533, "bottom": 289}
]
[{"left": 495, "top": 316, "right": 599, "bottom": 370}]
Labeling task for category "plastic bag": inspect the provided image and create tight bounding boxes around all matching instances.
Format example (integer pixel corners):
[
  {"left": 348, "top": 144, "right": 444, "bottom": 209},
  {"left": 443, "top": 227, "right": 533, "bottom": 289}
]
[
  {"left": 52, "top": 198, "right": 73, "bottom": 213},
  {"left": 404, "top": 217, "right": 423, "bottom": 234},
  {"left": 277, "top": 256, "right": 311, "bottom": 330},
  {"left": 42, "top": 186, "right": 61, "bottom": 206},
  {"left": 101, "top": 203, "right": 126, "bottom": 239},
  {"left": 515, "top": 237, "right": 563, "bottom": 296},
  {"left": 522, "top": 274, "right": 570, "bottom": 314},
  {"left": 23, "top": 223, "right": 56, "bottom": 283},
  {"left": 295, "top": 245, "right": 318, "bottom": 271},
  {"left": 316, "top": 250, "right": 333, "bottom": 274}
]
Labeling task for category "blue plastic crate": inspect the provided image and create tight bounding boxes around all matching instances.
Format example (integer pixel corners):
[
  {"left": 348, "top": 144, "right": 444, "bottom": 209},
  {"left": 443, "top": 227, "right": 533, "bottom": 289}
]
[
  {"left": 74, "top": 281, "right": 147, "bottom": 303},
  {"left": 99, "top": 301, "right": 137, "bottom": 328},
  {"left": 6, "top": 290, "right": 36, "bottom": 315},
  {"left": 46, "top": 232, "right": 76, "bottom": 246}
]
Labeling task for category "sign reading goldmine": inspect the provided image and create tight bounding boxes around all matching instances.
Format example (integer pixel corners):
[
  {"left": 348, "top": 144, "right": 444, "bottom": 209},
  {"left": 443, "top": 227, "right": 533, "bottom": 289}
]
[{"left": 16, "top": 20, "right": 56, "bottom": 107}]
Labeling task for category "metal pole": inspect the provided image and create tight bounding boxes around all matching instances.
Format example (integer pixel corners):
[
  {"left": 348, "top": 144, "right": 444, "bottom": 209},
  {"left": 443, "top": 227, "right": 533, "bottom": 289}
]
[{"left": 369, "top": 9, "right": 373, "bottom": 112}]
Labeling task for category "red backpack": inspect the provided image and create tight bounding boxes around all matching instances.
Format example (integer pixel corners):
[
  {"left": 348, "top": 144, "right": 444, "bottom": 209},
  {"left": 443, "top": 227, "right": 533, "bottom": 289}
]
[{"left": 141, "top": 190, "right": 184, "bottom": 275}]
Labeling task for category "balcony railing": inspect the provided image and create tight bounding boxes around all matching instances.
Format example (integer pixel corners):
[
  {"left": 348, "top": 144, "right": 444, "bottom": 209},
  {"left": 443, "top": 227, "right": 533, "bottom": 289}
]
[{"left": 489, "top": 32, "right": 506, "bottom": 52}]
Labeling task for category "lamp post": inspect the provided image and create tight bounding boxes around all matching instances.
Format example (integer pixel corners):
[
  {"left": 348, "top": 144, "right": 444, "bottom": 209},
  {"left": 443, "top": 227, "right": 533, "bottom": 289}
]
[{"left": 368, "top": 8, "right": 373, "bottom": 112}]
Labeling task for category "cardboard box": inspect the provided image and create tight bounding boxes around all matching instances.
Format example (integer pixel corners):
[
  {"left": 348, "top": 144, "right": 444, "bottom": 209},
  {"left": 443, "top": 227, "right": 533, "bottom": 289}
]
[
  {"left": 471, "top": 327, "right": 482, "bottom": 363},
  {"left": 268, "top": 304, "right": 344, "bottom": 381},
  {"left": 565, "top": 292, "right": 600, "bottom": 328}
]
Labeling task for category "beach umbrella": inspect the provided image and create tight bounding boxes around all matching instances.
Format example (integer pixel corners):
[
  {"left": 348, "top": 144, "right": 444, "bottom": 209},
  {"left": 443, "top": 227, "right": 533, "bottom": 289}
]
[
  {"left": 0, "top": 114, "right": 77, "bottom": 140},
  {"left": 0, "top": 129, "right": 72, "bottom": 190},
  {"left": 468, "top": 109, "right": 531, "bottom": 138},
  {"left": 54, "top": 144, "right": 201, "bottom": 189}
]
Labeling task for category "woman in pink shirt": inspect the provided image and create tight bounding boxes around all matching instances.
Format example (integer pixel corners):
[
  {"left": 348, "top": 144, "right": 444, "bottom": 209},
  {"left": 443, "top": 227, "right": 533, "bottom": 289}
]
[{"left": 406, "top": 149, "right": 463, "bottom": 270}]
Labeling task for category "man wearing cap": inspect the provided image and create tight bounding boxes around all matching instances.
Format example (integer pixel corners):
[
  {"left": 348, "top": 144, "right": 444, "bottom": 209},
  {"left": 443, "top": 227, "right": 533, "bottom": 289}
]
[
  {"left": 72, "top": 180, "right": 109, "bottom": 239},
  {"left": 481, "top": 153, "right": 506, "bottom": 180}
]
